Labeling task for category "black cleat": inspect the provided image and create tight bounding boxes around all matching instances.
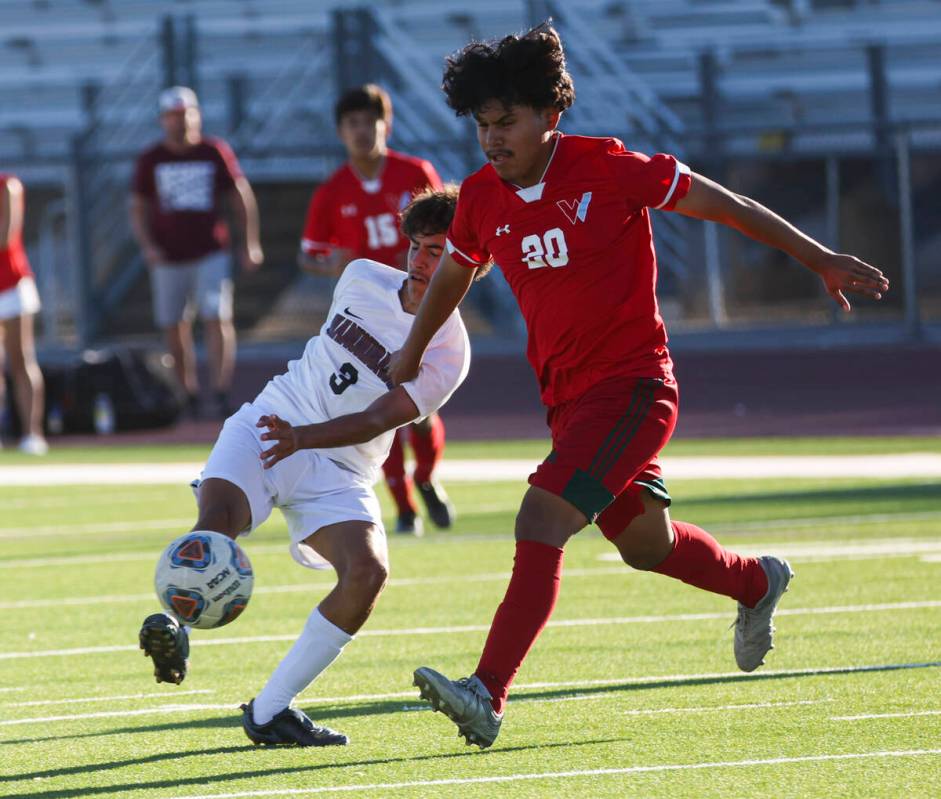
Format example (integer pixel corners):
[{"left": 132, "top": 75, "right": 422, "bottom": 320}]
[
  {"left": 395, "top": 511, "right": 424, "bottom": 537},
  {"left": 417, "top": 480, "right": 455, "bottom": 529},
  {"left": 240, "top": 700, "right": 348, "bottom": 747},
  {"left": 139, "top": 612, "right": 189, "bottom": 684}
]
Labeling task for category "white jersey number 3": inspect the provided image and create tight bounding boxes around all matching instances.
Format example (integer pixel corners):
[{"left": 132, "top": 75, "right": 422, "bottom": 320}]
[
  {"left": 522, "top": 228, "right": 569, "bottom": 269},
  {"left": 365, "top": 213, "right": 399, "bottom": 250}
]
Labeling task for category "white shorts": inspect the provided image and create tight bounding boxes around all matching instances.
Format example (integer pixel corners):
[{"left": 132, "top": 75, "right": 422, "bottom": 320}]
[
  {"left": 198, "top": 402, "right": 384, "bottom": 570},
  {"left": 150, "top": 251, "right": 233, "bottom": 328},
  {"left": 0, "top": 277, "right": 41, "bottom": 321}
]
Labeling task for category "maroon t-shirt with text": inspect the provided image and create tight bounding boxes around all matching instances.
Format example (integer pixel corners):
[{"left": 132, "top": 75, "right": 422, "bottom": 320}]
[{"left": 132, "top": 137, "right": 242, "bottom": 263}]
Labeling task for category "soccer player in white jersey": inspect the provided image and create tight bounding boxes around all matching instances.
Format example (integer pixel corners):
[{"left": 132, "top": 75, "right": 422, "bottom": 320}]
[{"left": 138, "top": 187, "right": 472, "bottom": 747}]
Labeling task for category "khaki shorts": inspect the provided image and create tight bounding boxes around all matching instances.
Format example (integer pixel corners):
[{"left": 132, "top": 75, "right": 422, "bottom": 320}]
[{"left": 150, "top": 250, "right": 232, "bottom": 328}]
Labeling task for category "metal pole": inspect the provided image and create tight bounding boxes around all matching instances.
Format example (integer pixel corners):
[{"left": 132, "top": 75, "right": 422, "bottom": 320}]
[
  {"left": 894, "top": 130, "right": 921, "bottom": 340},
  {"left": 160, "top": 15, "right": 176, "bottom": 89},
  {"left": 704, "top": 221, "right": 727, "bottom": 328},
  {"left": 37, "top": 198, "right": 66, "bottom": 346},
  {"left": 68, "top": 135, "right": 95, "bottom": 347},
  {"left": 825, "top": 155, "right": 841, "bottom": 323}
]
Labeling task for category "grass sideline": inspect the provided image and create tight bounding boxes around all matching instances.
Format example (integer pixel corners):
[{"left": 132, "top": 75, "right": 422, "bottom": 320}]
[{"left": 0, "top": 437, "right": 939, "bottom": 798}]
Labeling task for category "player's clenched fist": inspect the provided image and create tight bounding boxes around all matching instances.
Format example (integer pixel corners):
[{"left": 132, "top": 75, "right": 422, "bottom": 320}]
[{"left": 257, "top": 414, "right": 299, "bottom": 468}]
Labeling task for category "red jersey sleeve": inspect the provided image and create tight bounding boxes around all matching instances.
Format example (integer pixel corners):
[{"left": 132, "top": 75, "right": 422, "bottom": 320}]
[
  {"left": 211, "top": 138, "right": 242, "bottom": 193},
  {"left": 420, "top": 159, "right": 444, "bottom": 191},
  {"left": 132, "top": 150, "right": 155, "bottom": 198},
  {"left": 301, "top": 183, "right": 337, "bottom": 255},
  {"left": 604, "top": 139, "right": 692, "bottom": 211},
  {"left": 445, "top": 186, "right": 489, "bottom": 269}
]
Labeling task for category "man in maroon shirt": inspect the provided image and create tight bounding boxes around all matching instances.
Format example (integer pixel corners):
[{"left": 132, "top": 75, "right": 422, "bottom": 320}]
[
  {"left": 390, "top": 24, "right": 889, "bottom": 748},
  {"left": 130, "top": 86, "right": 263, "bottom": 418}
]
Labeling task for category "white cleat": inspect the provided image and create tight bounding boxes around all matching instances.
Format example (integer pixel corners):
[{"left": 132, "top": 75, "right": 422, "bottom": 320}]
[{"left": 734, "top": 556, "right": 794, "bottom": 672}]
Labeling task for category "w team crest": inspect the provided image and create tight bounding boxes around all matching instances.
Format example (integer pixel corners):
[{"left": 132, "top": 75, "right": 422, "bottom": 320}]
[{"left": 557, "top": 191, "right": 593, "bottom": 224}]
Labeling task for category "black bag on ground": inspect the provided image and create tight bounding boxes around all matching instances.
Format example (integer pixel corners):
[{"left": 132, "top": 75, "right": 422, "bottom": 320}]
[{"left": 47, "top": 348, "right": 185, "bottom": 433}]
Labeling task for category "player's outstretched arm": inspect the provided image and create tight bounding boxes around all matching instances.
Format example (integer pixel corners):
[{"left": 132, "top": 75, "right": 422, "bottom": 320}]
[
  {"left": 388, "top": 252, "right": 475, "bottom": 385},
  {"left": 256, "top": 387, "right": 420, "bottom": 469},
  {"left": 672, "top": 173, "right": 889, "bottom": 311},
  {"left": 297, "top": 247, "right": 354, "bottom": 278}
]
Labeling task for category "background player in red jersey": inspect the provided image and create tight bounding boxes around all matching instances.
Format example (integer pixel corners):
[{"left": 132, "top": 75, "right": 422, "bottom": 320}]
[
  {"left": 300, "top": 84, "right": 453, "bottom": 536},
  {"left": 0, "top": 173, "right": 47, "bottom": 455},
  {"left": 390, "top": 23, "right": 890, "bottom": 748}
]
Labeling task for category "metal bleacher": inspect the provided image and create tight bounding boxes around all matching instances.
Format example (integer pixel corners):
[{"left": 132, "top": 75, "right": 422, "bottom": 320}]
[{"left": 2, "top": 0, "right": 939, "bottom": 344}]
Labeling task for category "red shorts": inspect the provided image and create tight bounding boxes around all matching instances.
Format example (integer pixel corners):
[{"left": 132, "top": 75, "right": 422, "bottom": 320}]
[{"left": 529, "top": 376, "right": 678, "bottom": 540}]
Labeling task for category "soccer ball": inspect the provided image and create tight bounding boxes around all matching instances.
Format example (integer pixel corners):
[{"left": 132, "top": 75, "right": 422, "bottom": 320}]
[{"left": 154, "top": 530, "right": 254, "bottom": 629}]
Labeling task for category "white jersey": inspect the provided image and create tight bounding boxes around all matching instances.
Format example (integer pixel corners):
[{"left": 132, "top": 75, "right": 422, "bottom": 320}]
[{"left": 256, "top": 259, "right": 470, "bottom": 480}]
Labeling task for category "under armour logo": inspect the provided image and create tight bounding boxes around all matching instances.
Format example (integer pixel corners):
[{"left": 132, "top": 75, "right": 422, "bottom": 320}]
[
  {"left": 556, "top": 191, "right": 592, "bottom": 225},
  {"left": 495, "top": 224, "right": 511, "bottom": 236}
]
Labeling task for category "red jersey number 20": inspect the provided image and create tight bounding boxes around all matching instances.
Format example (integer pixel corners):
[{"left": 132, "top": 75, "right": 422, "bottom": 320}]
[{"left": 522, "top": 227, "right": 569, "bottom": 269}]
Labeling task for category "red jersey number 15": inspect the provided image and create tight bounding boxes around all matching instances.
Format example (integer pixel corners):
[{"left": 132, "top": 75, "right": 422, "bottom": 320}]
[
  {"left": 522, "top": 227, "right": 569, "bottom": 269},
  {"left": 365, "top": 213, "right": 398, "bottom": 250}
]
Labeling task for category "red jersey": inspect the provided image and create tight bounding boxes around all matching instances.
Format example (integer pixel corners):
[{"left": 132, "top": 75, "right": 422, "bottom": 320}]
[
  {"left": 446, "top": 133, "right": 691, "bottom": 406},
  {"left": 301, "top": 149, "right": 442, "bottom": 269},
  {"left": 0, "top": 174, "right": 32, "bottom": 293},
  {"left": 132, "top": 137, "right": 243, "bottom": 263}
]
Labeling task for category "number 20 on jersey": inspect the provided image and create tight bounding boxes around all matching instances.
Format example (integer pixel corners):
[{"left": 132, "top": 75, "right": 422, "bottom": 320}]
[{"left": 522, "top": 227, "right": 569, "bottom": 269}]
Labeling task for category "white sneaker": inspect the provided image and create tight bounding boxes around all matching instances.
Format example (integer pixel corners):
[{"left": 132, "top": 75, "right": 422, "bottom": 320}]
[
  {"left": 733, "top": 556, "right": 794, "bottom": 672},
  {"left": 18, "top": 434, "right": 49, "bottom": 456}
]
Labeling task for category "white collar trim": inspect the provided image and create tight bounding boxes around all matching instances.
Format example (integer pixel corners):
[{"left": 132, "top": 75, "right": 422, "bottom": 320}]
[{"left": 513, "top": 135, "right": 560, "bottom": 203}]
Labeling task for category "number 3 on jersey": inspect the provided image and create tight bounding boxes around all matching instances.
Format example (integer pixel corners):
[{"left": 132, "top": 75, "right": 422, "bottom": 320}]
[
  {"left": 329, "top": 362, "right": 359, "bottom": 395},
  {"left": 365, "top": 213, "right": 398, "bottom": 250},
  {"left": 522, "top": 227, "right": 569, "bottom": 269}
]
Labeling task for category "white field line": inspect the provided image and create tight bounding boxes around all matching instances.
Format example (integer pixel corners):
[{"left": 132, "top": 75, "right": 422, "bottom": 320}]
[
  {"left": 0, "top": 567, "right": 633, "bottom": 611},
  {"left": 0, "top": 518, "right": 194, "bottom": 540},
  {"left": 2, "top": 602, "right": 939, "bottom": 662},
  {"left": 297, "top": 660, "right": 939, "bottom": 704},
  {"left": 697, "top": 510, "right": 941, "bottom": 533},
  {"left": 832, "top": 710, "right": 941, "bottom": 721},
  {"left": 598, "top": 537, "right": 941, "bottom": 563},
  {"left": 2, "top": 453, "right": 941, "bottom": 487},
  {"left": 0, "top": 703, "right": 235, "bottom": 727},
  {"left": 157, "top": 750, "right": 941, "bottom": 799},
  {"left": 0, "top": 689, "right": 212, "bottom": 708},
  {"left": 1, "top": 665, "right": 936, "bottom": 725},
  {"left": 2, "top": 506, "right": 940, "bottom": 544},
  {"left": 0, "top": 490, "right": 180, "bottom": 511}
]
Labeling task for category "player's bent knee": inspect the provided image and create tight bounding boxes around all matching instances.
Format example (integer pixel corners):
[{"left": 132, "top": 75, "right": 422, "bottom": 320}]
[{"left": 339, "top": 554, "right": 389, "bottom": 600}]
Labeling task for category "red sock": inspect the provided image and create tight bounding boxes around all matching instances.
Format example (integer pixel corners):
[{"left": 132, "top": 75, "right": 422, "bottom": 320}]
[
  {"left": 381, "top": 433, "right": 417, "bottom": 515},
  {"left": 653, "top": 521, "right": 768, "bottom": 607},
  {"left": 410, "top": 414, "right": 445, "bottom": 485},
  {"left": 475, "top": 540, "right": 564, "bottom": 714}
]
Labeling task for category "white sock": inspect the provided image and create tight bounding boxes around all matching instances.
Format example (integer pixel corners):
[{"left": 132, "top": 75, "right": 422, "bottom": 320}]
[{"left": 251, "top": 608, "right": 352, "bottom": 725}]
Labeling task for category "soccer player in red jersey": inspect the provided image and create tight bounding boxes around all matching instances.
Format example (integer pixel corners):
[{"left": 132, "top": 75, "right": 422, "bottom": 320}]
[
  {"left": 300, "top": 84, "right": 454, "bottom": 537},
  {"left": 0, "top": 173, "right": 47, "bottom": 455},
  {"left": 390, "top": 23, "right": 890, "bottom": 748}
]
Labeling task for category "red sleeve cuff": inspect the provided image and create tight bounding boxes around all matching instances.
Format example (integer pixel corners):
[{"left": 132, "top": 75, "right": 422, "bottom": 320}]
[
  {"left": 446, "top": 238, "right": 485, "bottom": 269},
  {"left": 655, "top": 161, "right": 692, "bottom": 211}
]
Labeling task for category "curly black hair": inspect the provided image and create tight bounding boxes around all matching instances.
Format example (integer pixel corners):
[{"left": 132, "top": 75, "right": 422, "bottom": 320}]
[{"left": 441, "top": 21, "right": 575, "bottom": 116}]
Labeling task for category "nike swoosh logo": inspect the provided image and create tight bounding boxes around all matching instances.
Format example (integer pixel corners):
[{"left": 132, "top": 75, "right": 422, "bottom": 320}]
[{"left": 344, "top": 307, "right": 363, "bottom": 319}]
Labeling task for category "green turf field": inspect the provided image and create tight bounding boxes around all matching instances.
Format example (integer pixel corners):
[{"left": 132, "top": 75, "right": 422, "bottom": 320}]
[{"left": 1, "top": 438, "right": 939, "bottom": 798}]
